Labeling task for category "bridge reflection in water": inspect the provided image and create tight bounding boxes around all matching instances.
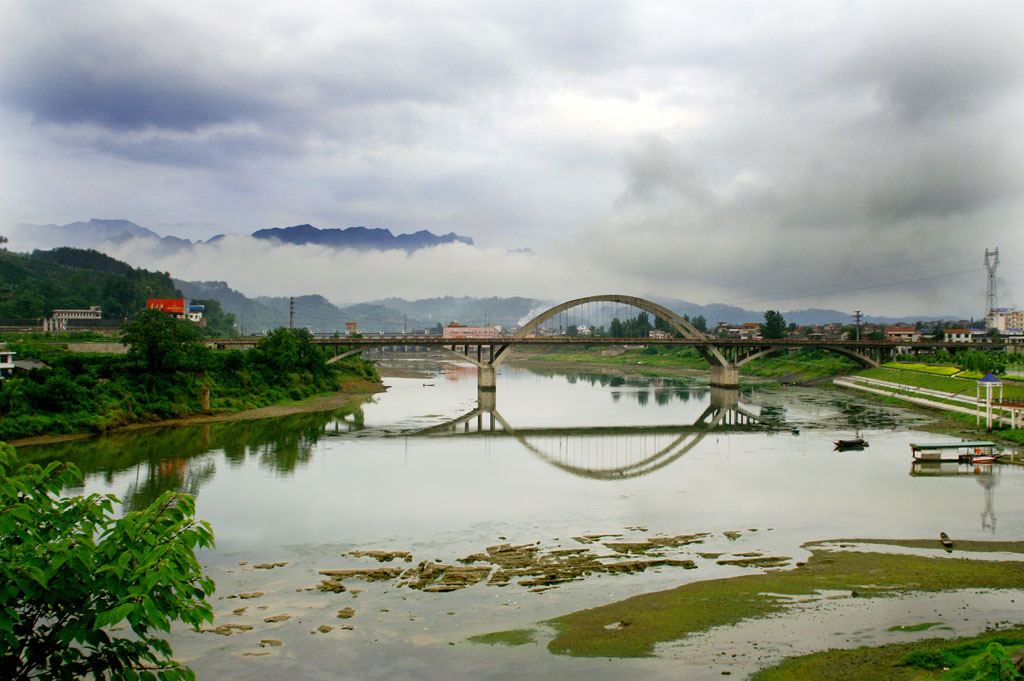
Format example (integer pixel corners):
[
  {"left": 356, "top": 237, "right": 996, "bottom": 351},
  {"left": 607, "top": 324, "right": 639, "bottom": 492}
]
[{"left": 409, "top": 387, "right": 773, "bottom": 480}]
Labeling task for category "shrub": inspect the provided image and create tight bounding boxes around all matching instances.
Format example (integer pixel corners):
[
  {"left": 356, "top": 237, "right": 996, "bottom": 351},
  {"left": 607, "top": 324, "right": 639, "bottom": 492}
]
[{"left": 0, "top": 442, "right": 215, "bottom": 680}]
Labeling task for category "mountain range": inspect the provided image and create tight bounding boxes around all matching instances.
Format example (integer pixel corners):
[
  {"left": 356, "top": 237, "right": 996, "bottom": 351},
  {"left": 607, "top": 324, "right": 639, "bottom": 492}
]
[{"left": 10, "top": 219, "right": 474, "bottom": 255}]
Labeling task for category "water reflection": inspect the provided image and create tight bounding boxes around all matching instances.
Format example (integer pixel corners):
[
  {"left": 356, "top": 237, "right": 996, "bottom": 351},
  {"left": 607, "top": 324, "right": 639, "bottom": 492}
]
[
  {"left": 413, "top": 387, "right": 769, "bottom": 480},
  {"left": 908, "top": 461, "right": 1024, "bottom": 533},
  {"left": 23, "top": 403, "right": 367, "bottom": 508}
]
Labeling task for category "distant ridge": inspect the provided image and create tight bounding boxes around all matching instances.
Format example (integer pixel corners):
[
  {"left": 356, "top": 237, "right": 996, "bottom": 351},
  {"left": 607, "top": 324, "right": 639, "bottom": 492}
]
[
  {"left": 10, "top": 219, "right": 475, "bottom": 255},
  {"left": 251, "top": 224, "right": 473, "bottom": 251}
]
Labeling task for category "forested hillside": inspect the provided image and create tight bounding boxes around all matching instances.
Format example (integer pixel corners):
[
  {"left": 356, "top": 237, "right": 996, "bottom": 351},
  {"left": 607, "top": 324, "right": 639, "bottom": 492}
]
[{"left": 0, "top": 248, "right": 180, "bottom": 318}]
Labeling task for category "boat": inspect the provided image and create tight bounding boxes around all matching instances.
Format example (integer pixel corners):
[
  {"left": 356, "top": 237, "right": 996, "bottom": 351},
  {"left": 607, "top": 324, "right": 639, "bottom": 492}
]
[
  {"left": 971, "top": 456, "right": 997, "bottom": 464},
  {"left": 834, "top": 438, "right": 868, "bottom": 450}
]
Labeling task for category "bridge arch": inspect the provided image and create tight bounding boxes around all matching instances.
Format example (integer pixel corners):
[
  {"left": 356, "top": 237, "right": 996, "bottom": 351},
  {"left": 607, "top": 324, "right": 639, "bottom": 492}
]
[
  {"left": 327, "top": 344, "right": 489, "bottom": 368},
  {"left": 733, "top": 343, "right": 879, "bottom": 369},
  {"left": 491, "top": 294, "right": 728, "bottom": 368}
]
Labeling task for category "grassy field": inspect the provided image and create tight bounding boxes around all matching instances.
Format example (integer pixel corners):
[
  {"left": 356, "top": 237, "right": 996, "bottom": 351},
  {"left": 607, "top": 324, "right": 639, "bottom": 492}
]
[
  {"left": 880, "top": 361, "right": 962, "bottom": 376},
  {"left": 858, "top": 367, "right": 1024, "bottom": 400}
]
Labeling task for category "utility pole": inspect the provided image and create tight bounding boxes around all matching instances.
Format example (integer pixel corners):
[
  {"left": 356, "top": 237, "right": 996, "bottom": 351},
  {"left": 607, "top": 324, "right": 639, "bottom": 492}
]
[
  {"left": 289, "top": 297, "right": 295, "bottom": 329},
  {"left": 853, "top": 310, "right": 862, "bottom": 341},
  {"left": 984, "top": 248, "right": 999, "bottom": 325}
]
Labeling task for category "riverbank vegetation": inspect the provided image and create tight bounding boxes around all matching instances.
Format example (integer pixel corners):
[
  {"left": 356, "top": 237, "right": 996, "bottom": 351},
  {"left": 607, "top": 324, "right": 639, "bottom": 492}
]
[
  {"left": 0, "top": 311, "right": 378, "bottom": 441},
  {"left": 513, "top": 345, "right": 859, "bottom": 383}
]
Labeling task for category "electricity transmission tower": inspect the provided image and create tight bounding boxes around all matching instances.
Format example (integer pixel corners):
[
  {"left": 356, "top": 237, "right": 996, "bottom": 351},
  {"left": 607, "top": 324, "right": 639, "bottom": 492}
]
[{"left": 984, "top": 248, "right": 999, "bottom": 322}]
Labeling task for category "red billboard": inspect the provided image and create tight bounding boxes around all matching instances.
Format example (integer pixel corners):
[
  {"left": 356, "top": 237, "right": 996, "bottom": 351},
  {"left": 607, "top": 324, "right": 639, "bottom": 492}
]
[{"left": 146, "top": 299, "right": 186, "bottom": 314}]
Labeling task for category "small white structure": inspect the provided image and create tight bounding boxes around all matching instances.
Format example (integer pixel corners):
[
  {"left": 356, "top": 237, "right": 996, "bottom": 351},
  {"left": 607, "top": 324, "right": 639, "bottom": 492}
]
[
  {"left": 0, "top": 343, "right": 15, "bottom": 379},
  {"left": 977, "top": 373, "right": 1003, "bottom": 430}
]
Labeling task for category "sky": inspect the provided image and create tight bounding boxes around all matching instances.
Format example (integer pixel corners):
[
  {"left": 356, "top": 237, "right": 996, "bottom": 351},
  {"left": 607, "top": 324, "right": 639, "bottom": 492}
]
[{"left": 1, "top": 0, "right": 1022, "bottom": 317}]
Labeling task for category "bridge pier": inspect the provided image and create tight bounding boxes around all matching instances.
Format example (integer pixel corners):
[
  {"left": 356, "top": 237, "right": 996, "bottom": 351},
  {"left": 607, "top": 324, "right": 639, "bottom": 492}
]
[
  {"left": 709, "top": 364, "right": 739, "bottom": 388},
  {"left": 478, "top": 365, "right": 496, "bottom": 394}
]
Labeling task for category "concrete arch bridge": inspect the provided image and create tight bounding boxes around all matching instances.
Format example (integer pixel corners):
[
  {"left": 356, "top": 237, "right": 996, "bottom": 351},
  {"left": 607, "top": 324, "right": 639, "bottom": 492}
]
[
  {"left": 306, "top": 294, "right": 902, "bottom": 389},
  {"left": 209, "top": 294, "right": 997, "bottom": 388}
]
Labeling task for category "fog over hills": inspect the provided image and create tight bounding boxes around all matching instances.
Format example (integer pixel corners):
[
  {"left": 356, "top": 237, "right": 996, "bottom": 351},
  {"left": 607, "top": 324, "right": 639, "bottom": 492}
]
[
  {"left": 9, "top": 218, "right": 966, "bottom": 329},
  {"left": 176, "top": 280, "right": 943, "bottom": 335}
]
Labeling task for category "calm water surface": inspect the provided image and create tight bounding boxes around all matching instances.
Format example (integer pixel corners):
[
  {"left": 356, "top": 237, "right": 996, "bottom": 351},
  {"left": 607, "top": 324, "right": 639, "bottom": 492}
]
[{"left": 26, "top": 361, "right": 1024, "bottom": 680}]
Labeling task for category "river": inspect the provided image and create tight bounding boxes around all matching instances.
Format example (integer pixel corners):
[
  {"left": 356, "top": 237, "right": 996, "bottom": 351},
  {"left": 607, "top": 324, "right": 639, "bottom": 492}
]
[{"left": 23, "top": 359, "right": 1024, "bottom": 679}]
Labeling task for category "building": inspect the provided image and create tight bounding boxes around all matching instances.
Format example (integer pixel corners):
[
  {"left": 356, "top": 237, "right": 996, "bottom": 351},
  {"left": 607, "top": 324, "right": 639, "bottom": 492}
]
[
  {"left": 43, "top": 306, "right": 102, "bottom": 332},
  {"left": 0, "top": 343, "right": 14, "bottom": 379},
  {"left": 186, "top": 303, "right": 205, "bottom": 324},
  {"left": 738, "top": 322, "right": 762, "bottom": 340},
  {"left": 943, "top": 328, "right": 972, "bottom": 343},
  {"left": 146, "top": 299, "right": 204, "bottom": 325},
  {"left": 442, "top": 322, "right": 498, "bottom": 340},
  {"left": 987, "top": 308, "right": 1024, "bottom": 333},
  {"left": 886, "top": 327, "right": 920, "bottom": 342},
  {"left": 649, "top": 329, "right": 671, "bottom": 340}
]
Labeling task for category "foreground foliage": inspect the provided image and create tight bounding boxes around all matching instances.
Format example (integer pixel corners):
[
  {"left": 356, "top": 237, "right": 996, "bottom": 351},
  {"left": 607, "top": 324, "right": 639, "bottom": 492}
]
[{"left": 0, "top": 442, "right": 215, "bottom": 680}]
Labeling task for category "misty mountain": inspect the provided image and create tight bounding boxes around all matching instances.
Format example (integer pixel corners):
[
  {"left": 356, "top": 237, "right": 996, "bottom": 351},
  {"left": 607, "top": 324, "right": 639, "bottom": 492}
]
[
  {"left": 250, "top": 224, "right": 474, "bottom": 251},
  {"left": 12, "top": 219, "right": 161, "bottom": 251},
  {"left": 367, "top": 296, "right": 543, "bottom": 328},
  {"left": 174, "top": 280, "right": 427, "bottom": 334},
  {"left": 650, "top": 297, "right": 948, "bottom": 327}
]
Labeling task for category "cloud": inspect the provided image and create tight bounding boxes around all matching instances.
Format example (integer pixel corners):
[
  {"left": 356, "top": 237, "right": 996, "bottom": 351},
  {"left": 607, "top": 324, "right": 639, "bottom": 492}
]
[{"left": 0, "top": 1, "right": 1022, "bottom": 317}]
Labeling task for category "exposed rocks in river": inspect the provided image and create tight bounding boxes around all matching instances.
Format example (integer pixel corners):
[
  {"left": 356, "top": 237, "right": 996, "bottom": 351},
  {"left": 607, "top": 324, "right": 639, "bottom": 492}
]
[
  {"left": 253, "top": 562, "right": 288, "bottom": 569},
  {"left": 602, "top": 533, "right": 710, "bottom": 555},
  {"left": 336, "top": 607, "right": 356, "bottom": 619},
  {"left": 263, "top": 614, "right": 291, "bottom": 623},
  {"left": 716, "top": 555, "right": 791, "bottom": 568},
  {"left": 350, "top": 550, "right": 413, "bottom": 562},
  {"left": 204, "top": 623, "right": 254, "bottom": 636}
]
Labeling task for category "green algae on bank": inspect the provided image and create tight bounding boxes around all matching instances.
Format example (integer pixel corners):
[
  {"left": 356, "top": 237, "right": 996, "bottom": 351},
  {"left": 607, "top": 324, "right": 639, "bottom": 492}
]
[
  {"left": 750, "top": 626, "right": 1024, "bottom": 681},
  {"left": 530, "top": 546, "right": 1024, "bottom": 658},
  {"left": 468, "top": 629, "right": 537, "bottom": 646},
  {"left": 811, "top": 538, "right": 1024, "bottom": 554}
]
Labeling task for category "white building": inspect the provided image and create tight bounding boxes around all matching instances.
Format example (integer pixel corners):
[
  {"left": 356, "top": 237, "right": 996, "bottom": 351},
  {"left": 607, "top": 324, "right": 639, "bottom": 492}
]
[
  {"left": 943, "top": 328, "right": 972, "bottom": 343},
  {"left": 43, "top": 305, "right": 102, "bottom": 332},
  {"left": 0, "top": 343, "right": 15, "bottom": 379},
  {"left": 442, "top": 322, "right": 499, "bottom": 340},
  {"left": 988, "top": 308, "right": 1024, "bottom": 332}
]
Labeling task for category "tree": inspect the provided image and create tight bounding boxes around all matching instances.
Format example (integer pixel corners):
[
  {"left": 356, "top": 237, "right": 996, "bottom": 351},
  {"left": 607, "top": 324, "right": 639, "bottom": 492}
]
[
  {"left": 250, "top": 327, "right": 326, "bottom": 376},
  {"left": 691, "top": 315, "right": 708, "bottom": 333},
  {"left": 0, "top": 442, "right": 215, "bottom": 680},
  {"left": 122, "top": 309, "right": 204, "bottom": 373},
  {"left": 760, "top": 310, "right": 787, "bottom": 339}
]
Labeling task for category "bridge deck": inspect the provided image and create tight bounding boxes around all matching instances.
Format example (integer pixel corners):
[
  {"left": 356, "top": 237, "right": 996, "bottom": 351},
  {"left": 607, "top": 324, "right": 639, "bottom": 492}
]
[{"left": 205, "top": 336, "right": 1009, "bottom": 351}]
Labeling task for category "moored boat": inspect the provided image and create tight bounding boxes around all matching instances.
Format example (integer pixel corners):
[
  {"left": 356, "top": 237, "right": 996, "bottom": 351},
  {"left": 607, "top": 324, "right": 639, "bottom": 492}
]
[{"left": 834, "top": 438, "right": 868, "bottom": 450}]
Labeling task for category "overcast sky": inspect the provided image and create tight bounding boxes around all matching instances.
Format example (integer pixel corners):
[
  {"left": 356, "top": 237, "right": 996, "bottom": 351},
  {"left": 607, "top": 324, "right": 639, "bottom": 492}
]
[{"left": 2, "top": 0, "right": 1022, "bottom": 317}]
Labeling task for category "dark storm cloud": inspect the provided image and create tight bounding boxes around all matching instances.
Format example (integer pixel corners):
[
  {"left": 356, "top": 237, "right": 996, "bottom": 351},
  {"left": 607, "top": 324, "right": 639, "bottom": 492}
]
[{"left": 3, "top": 58, "right": 270, "bottom": 132}]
